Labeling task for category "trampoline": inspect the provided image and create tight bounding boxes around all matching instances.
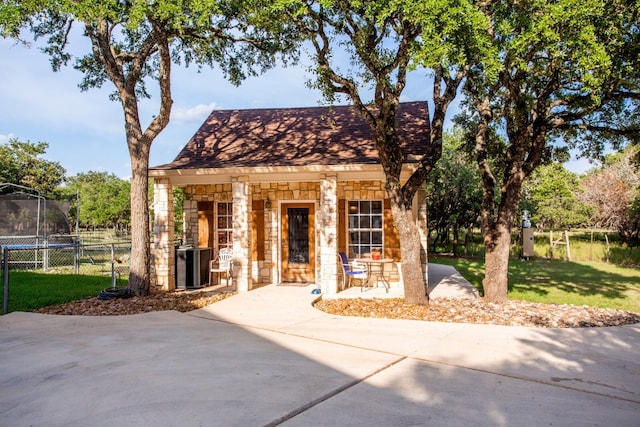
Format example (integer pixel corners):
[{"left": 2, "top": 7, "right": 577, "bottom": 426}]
[{"left": 1, "top": 243, "right": 75, "bottom": 250}]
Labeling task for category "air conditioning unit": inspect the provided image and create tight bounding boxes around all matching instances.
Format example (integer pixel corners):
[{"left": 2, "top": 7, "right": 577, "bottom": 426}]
[{"left": 176, "top": 246, "right": 212, "bottom": 289}]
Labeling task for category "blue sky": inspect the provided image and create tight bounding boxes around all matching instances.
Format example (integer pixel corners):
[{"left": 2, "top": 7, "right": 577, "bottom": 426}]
[{"left": 0, "top": 37, "right": 594, "bottom": 180}]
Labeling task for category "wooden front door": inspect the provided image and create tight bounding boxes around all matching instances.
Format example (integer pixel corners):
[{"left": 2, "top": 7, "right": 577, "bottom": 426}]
[{"left": 281, "top": 203, "right": 315, "bottom": 283}]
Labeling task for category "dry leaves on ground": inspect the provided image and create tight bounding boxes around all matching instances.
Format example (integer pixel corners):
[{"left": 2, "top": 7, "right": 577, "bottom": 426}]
[{"left": 314, "top": 297, "right": 640, "bottom": 328}]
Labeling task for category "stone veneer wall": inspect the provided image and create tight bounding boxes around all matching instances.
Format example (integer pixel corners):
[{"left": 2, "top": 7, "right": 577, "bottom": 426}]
[
  {"left": 183, "top": 184, "right": 232, "bottom": 247},
  {"left": 182, "top": 179, "right": 421, "bottom": 288},
  {"left": 338, "top": 180, "right": 387, "bottom": 200}
]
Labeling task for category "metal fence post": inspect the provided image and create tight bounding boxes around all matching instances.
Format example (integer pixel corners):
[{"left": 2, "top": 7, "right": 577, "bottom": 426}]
[
  {"left": 3, "top": 247, "right": 9, "bottom": 315},
  {"left": 111, "top": 243, "right": 116, "bottom": 288},
  {"left": 74, "top": 242, "right": 80, "bottom": 274}
]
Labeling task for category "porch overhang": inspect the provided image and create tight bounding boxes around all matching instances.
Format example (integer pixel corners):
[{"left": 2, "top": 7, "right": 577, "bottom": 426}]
[{"left": 149, "top": 163, "right": 419, "bottom": 185}]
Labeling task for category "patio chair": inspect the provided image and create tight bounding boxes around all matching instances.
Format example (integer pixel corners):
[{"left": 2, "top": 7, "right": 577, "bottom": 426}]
[
  {"left": 210, "top": 248, "right": 234, "bottom": 287},
  {"left": 338, "top": 252, "right": 368, "bottom": 290}
]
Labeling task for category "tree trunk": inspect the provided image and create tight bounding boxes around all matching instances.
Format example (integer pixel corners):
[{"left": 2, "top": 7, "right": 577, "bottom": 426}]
[
  {"left": 482, "top": 223, "right": 511, "bottom": 303},
  {"left": 392, "top": 202, "right": 428, "bottom": 305},
  {"left": 452, "top": 224, "right": 460, "bottom": 257},
  {"left": 480, "top": 172, "right": 523, "bottom": 303},
  {"left": 128, "top": 148, "right": 151, "bottom": 296}
]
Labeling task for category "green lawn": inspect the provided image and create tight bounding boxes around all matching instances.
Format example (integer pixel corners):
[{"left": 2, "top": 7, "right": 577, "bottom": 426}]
[
  {"left": 433, "top": 256, "right": 640, "bottom": 313},
  {"left": 1, "top": 271, "right": 120, "bottom": 313},
  {"left": 3, "top": 258, "right": 639, "bottom": 314}
]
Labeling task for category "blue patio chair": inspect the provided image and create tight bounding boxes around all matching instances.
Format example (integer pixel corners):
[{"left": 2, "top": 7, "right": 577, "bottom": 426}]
[{"left": 338, "top": 252, "right": 368, "bottom": 290}]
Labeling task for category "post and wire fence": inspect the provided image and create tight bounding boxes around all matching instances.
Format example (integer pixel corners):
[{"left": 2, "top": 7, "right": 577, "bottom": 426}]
[{"left": 1, "top": 239, "right": 131, "bottom": 314}]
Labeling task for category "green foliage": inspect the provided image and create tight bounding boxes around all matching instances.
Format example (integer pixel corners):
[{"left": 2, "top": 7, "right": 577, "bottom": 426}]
[
  {"left": 523, "top": 163, "right": 591, "bottom": 229},
  {"left": 1, "top": 0, "right": 302, "bottom": 296},
  {"left": 172, "top": 186, "right": 184, "bottom": 235},
  {"left": 1, "top": 0, "right": 300, "bottom": 89},
  {"left": 454, "top": 0, "right": 640, "bottom": 302},
  {"left": 426, "top": 129, "right": 483, "bottom": 255},
  {"left": 0, "top": 138, "right": 66, "bottom": 195},
  {"left": 62, "top": 171, "right": 131, "bottom": 229}
]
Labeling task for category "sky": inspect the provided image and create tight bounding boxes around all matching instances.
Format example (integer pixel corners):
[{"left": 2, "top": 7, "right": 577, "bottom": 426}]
[{"left": 0, "top": 36, "right": 595, "bottom": 180}]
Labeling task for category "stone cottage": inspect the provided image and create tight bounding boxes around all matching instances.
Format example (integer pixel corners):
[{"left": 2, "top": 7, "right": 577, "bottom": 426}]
[{"left": 149, "top": 101, "right": 430, "bottom": 295}]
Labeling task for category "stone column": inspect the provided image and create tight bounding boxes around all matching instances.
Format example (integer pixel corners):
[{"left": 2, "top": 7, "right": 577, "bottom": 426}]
[
  {"left": 153, "top": 178, "right": 175, "bottom": 290},
  {"left": 319, "top": 174, "right": 338, "bottom": 294},
  {"left": 232, "top": 176, "right": 251, "bottom": 292},
  {"left": 414, "top": 187, "right": 429, "bottom": 285},
  {"left": 182, "top": 190, "right": 197, "bottom": 246}
]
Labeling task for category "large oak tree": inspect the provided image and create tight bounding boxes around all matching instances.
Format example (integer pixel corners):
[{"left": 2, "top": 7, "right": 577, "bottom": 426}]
[
  {"left": 1, "top": 0, "right": 298, "bottom": 295},
  {"left": 279, "top": 0, "right": 491, "bottom": 304},
  {"left": 462, "top": 0, "right": 640, "bottom": 303}
]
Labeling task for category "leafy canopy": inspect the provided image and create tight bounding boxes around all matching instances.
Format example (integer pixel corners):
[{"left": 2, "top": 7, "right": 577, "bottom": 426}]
[
  {"left": 1, "top": 0, "right": 300, "bottom": 97},
  {"left": 0, "top": 138, "right": 66, "bottom": 195}
]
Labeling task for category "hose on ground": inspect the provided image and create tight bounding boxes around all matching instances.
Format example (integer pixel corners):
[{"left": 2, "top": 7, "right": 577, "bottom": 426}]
[{"left": 97, "top": 286, "right": 132, "bottom": 300}]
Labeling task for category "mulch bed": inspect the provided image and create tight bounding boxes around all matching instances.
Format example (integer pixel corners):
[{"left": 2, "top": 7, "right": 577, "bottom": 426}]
[
  {"left": 33, "top": 289, "right": 640, "bottom": 328},
  {"left": 35, "top": 289, "right": 236, "bottom": 316},
  {"left": 314, "top": 297, "right": 640, "bottom": 328}
]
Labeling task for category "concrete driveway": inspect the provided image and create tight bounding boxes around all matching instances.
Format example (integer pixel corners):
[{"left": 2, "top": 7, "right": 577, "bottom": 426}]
[{"left": 1, "top": 284, "right": 638, "bottom": 426}]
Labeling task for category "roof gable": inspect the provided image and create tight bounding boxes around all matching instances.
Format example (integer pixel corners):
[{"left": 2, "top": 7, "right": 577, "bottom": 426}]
[{"left": 152, "top": 102, "right": 430, "bottom": 170}]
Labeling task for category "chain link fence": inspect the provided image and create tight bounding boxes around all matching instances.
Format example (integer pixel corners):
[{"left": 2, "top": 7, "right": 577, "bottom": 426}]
[{"left": 1, "top": 239, "right": 131, "bottom": 314}]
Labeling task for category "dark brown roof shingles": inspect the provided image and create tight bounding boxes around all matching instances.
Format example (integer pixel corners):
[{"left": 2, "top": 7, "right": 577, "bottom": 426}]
[{"left": 152, "top": 102, "right": 430, "bottom": 170}]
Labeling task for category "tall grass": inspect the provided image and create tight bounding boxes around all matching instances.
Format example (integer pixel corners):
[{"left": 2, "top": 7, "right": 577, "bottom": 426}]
[
  {"left": 431, "top": 228, "right": 640, "bottom": 265},
  {"left": 532, "top": 230, "right": 639, "bottom": 266}
]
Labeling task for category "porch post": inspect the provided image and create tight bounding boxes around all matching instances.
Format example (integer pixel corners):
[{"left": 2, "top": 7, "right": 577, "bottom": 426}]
[
  {"left": 414, "top": 187, "right": 429, "bottom": 286},
  {"left": 232, "top": 176, "right": 252, "bottom": 292},
  {"left": 153, "top": 178, "right": 175, "bottom": 291},
  {"left": 319, "top": 174, "right": 338, "bottom": 294}
]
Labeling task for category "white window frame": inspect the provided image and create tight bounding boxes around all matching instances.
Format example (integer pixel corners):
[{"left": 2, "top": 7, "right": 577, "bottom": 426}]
[
  {"left": 216, "top": 202, "right": 233, "bottom": 250},
  {"left": 347, "top": 200, "right": 383, "bottom": 258}
]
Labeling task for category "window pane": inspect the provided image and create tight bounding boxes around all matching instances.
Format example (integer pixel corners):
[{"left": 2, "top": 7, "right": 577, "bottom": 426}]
[
  {"left": 361, "top": 216, "right": 371, "bottom": 228},
  {"left": 348, "top": 245, "right": 359, "bottom": 258},
  {"left": 372, "top": 216, "right": 382, "bottom": 228},
  {"left": 372, "top": 232, "right": 383, "bottom": 245},
  {"left": 288, "top": 208, "right": 309, "bottom": 264},
  {"left": 216, "top": 202, "right": 233, "bottom": 249},
  {"left": 347, "top": 199, "right": 384, "bottom": 257}
]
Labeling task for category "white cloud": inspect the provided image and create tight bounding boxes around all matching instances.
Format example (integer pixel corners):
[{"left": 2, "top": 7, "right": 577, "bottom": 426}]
[
  {"left": 171, "top": 102, "right": 219, "bottom": 123},
  {"left": 0, "top": 133, "right": 14, "bottom": 144}
]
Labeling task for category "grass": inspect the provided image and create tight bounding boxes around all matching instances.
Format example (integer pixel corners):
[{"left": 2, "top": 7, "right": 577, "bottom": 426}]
[
  {"left": 3, "top": 256, "right": 639, "bottom": 315},
  {"left": 1, "top": 271, "right": 122, "bottom": 313},
  {"left": 431, "top": 229, "right": 640, "bottom": 266},
  {"left": 433, "top": 256, "right": 640, "bottom": 313}
]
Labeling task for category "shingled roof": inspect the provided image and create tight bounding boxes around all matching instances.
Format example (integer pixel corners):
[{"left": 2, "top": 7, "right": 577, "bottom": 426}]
[{"left": 152, "top": 101, "right": 430, "bottom": 170}]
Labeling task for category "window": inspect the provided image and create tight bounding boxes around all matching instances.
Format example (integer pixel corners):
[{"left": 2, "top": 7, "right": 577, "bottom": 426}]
[
  {"left": 216, "top": 202, "right": 233, "bottom": 249},
  {"left": 347, "top": 200, "right": 383, "bottom": 258}
]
